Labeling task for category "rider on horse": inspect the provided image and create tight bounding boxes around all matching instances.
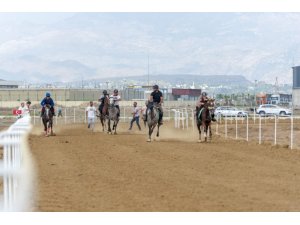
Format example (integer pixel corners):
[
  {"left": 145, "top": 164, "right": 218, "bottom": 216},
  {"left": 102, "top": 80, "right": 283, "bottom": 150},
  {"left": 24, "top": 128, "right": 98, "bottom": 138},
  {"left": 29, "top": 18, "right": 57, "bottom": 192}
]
[
  {"left": 147, "top": 84, "right": 164, "bottom": 125},
  {"left": 110, "top": 89, "right": 121, "bottom": 118},
  {"left": 196, "top": 92, "right": 216, "bottom": 122},
  {"left": 41, "top": 92, "right": 55, "bottom": 116},
  {"left": 98, "top": 90, "right": 110, "bottom": 115}
]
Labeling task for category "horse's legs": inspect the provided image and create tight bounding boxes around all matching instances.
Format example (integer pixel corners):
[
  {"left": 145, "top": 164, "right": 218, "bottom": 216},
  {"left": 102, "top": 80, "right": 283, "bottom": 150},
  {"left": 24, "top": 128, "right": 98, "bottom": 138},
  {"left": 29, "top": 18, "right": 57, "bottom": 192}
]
[
  {"left": 43, "top": 120, "right": 48, "bottom": 136},
  {"left": 197, "top": 123, "right": 202, "bottom": 143},
  {"left": 107, "top": 119, "right": 112, "bottom": 134},
  {"left": 100, "top": 117, "right": 105, "bottom": 132},
  {"left": 50, "top": 120, "right": 54, "bottom": 135},
  {"left": 147, "top": 125, "right": 153, "bottom": 142},
  {"left": 113, "top": 120, "right": 118, "bottom": 134},
  {"left": 156, "top": 124, "right": 160, "bottom": 137},
  {"left": 203, "top": 123, "right": 208, "bottom": 142}
]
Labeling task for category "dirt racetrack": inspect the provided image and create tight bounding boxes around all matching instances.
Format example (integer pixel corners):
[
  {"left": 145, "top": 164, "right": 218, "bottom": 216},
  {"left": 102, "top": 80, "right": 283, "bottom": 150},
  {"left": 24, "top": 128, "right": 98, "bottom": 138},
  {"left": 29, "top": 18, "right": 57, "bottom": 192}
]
[{"left": 29, "top": 122, "right": 300, "bottom": 212}]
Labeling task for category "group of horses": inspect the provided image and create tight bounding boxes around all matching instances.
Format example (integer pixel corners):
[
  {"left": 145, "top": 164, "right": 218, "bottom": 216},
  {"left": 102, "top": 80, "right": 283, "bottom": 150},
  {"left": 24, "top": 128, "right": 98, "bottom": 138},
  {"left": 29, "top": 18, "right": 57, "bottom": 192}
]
[{"left": 41, "top": 97, "right": 215, "bottom": 143}]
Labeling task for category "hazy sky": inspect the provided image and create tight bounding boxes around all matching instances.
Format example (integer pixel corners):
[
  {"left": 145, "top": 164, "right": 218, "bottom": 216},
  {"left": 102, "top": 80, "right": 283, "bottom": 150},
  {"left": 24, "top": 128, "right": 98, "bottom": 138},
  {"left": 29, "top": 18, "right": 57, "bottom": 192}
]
[{"left": 0, "top": 12, "right": 299, "bottom": 84}]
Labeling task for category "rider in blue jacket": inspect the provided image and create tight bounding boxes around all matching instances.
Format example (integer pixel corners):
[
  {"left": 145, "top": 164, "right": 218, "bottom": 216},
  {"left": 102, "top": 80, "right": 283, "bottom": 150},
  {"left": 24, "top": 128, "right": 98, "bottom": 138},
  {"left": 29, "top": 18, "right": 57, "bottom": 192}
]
[{"left": 41, "top": 92, "right": 55, "bottom": 116}]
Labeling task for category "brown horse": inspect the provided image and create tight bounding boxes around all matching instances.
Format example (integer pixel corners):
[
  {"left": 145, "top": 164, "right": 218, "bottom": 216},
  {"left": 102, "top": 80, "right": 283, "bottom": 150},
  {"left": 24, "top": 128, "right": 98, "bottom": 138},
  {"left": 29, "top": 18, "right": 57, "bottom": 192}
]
[
  {"left": 42, "top": 104, "right": 54, "bottom": 137},
  {"left": 196, "top": 99, "right": 213, "bottom": 142},
  {"left": 98, "top": 95, "right": 109, "bottom": 132}
]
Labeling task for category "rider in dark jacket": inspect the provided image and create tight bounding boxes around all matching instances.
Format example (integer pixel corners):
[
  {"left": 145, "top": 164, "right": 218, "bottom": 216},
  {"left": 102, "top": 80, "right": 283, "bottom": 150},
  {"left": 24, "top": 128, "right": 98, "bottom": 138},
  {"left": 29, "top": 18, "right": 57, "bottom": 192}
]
[
  {"left": 41, "top": 92, "right": 55, "bottom": 116},
  {"left": 147, "top": 84, "right": 164, "bottom": 125},
  {"left": 98, "top": 90, "right": 109, "bottom": 115},
  {"left": 196, "top": 92, "right": 216, "bottom": 122}
]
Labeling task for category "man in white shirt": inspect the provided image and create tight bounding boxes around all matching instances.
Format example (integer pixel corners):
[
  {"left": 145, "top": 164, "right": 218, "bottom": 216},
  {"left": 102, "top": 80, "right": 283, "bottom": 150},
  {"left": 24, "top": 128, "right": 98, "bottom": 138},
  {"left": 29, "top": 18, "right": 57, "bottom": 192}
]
[
  {"left": 17, "top": 102, "right": 29, "bottom": 118},
  {"left": 110, "top": 89, "right": 121, "bottom": 118},
  {"left": 86, "top": 101, "right": 97, "bottom": 131},
  {"left": 128, "top": 102, "right": 141, "bottom": 131}
]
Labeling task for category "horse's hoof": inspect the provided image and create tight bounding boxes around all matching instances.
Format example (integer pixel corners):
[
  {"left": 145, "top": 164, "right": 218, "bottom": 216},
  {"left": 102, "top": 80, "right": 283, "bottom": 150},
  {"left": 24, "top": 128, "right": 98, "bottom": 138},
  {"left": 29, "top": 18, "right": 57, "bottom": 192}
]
[
  {"left": 197, "top": 140, "right": 202, "bottom": 143},
  {"left": 147, "top": 139, "right": 151, "bottom": 142}
]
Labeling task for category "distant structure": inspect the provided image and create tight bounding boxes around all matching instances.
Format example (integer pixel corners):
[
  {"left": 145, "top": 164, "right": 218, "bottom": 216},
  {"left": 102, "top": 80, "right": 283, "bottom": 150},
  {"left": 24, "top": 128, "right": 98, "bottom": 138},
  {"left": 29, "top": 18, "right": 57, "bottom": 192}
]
[
  {"left": 0, "top": 79, "right": 19, "bottom": 88},
  {"left": 292, "top": 66, "right": 300, "bottom": 109},
  {"left": 171, "top": 88, "right": 202, "bottom": 101}
]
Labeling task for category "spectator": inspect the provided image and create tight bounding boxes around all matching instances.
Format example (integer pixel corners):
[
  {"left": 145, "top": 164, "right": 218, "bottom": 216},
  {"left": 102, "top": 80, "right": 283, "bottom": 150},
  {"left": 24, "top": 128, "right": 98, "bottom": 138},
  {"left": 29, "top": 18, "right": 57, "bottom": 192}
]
[
  {"left": 86, "top": 101, "right": 97, "bottom": 131},
  {"left": 57, "top": 107, "right": 63, "bottom": 117},
  {"left": 128, "top": 102, "right": 141, "bottom": 131}
]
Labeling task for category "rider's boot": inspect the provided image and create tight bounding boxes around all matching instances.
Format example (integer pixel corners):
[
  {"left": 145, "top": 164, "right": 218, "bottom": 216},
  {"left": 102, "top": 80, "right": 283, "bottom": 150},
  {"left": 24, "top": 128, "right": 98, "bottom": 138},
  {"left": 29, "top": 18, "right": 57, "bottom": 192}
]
[
  {"left": 158, "top": 113, "right": 163, "bottom": 125},
  {"left": 211, "top": 113, "right": 217, "bottom": 122}
]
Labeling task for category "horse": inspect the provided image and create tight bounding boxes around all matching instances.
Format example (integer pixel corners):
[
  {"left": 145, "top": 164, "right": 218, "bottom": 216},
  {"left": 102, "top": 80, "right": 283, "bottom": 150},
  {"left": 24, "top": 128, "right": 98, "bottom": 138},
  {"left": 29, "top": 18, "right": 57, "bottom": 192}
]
[
  {"left": 97, "top": 95, "right": 109, "bottom": 132},
  {"left": 146, "top": 102, "right": 161, "bottom": 142},
  {"left": 107, "top": 96, "right": 119, "bottom": 135},
  {"left": 196, "top": 99, "right": 214, "bottom": 142},
  {"left": 42, "top": 104, "right": 54, "bottom": 137}
]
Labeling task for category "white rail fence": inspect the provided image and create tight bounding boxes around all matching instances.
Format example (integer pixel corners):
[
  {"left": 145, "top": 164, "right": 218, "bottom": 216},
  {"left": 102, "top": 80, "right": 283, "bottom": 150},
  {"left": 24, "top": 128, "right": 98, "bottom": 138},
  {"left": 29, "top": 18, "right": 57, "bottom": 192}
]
[
  {"left": 30, "top": 107, "right": 300, "bottom": 149},
  {"left": 0, "top": 115, "right": 34, "bottom": 211}
]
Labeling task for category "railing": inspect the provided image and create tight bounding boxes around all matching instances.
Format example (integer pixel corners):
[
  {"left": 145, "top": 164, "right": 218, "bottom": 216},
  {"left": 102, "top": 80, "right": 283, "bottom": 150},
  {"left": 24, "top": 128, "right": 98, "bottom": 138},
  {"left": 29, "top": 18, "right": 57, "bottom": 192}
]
[{"left": 0, "top": 115, "right": 34, "bottom": 211}]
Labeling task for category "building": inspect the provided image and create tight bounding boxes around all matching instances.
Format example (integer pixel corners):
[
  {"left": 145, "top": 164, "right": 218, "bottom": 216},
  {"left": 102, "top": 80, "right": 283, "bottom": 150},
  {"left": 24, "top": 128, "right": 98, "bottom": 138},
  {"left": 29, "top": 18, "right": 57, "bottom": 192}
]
[
  {"left": 171, "top": 88, "right": 202, "bottom": 101},
  {"left": 0, "top": 80, "right": 19, "bottom": 88}
]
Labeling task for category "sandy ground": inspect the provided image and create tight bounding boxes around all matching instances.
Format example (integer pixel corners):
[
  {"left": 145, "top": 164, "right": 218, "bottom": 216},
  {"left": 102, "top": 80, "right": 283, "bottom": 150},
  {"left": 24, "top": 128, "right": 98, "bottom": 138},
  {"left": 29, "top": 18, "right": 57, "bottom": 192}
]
[{"left": 28, "top": 121, "right": 300, "bottom": 212}]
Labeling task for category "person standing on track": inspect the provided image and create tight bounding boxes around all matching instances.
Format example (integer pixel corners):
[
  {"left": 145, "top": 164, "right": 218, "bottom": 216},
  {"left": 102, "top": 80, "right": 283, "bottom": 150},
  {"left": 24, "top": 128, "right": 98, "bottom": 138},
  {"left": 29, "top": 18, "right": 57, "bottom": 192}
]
[
  {"left": 128, "top": 101, "right": 142, "bottom": 131},
  {"left": 86, "top": 101, "right": 97, "bottom": 131}
]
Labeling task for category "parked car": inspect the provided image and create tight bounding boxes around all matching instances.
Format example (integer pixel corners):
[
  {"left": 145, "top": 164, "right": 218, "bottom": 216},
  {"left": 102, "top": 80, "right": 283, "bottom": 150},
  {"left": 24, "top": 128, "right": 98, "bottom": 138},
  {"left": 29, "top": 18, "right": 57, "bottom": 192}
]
[
  {"left": 215, "top": 106, "right": 248, "bottom": 117},
  {"left": 256, "top": 104, "right": 292, "bottom": 116}
]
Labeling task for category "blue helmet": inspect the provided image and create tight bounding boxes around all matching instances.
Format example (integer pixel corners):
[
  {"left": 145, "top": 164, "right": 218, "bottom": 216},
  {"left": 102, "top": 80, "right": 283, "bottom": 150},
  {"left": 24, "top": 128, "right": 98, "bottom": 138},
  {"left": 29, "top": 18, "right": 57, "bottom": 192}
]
[{"left": 46, "top": 92, "right": 51, "bottom": 97}]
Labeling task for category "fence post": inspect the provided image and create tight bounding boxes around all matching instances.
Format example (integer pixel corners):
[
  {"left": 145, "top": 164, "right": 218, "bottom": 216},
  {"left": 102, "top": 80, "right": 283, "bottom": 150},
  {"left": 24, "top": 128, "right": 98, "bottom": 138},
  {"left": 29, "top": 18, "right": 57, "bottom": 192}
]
[
  {"left": 216, "top": 114, "right": 219, "bottom": 135},
  {"left": 33, "top": 109, "right": 36, "bottom": 125},
  {"left": 73, "top": 108, "right": 76, "bottom": 124},
  {"left": 225, "top": 115, "right": 227, "bottom": 139},
  {"left": 246, "top": 114, "right": 249, "bottom": 142},
  {"left": 64, "top": 108, "right": 67, "bottom": 124},
  {"left": 235, "top": 115, "right": 238, "bottom": 139},
  {"left": 274, "top": 115, "right": 277, "bottom": 146},
  {"left": 291, "top": 116, "right": 293, "bottom": 150},
  {"left": 259, "top": 115, "right": 262, "bottom": 144},
  {"left": 191, "top": 109, "right": 194, "bottom": 131},
  {"left": 123, "top": 107, "right": 126, "bottom": 122}
]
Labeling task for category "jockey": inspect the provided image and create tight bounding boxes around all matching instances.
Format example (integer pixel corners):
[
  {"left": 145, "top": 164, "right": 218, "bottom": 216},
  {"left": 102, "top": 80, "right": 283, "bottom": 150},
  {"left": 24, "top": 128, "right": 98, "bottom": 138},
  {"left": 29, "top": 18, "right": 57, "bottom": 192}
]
[
  {"left": 98, "top": 90, "right": 109, "bottom": 115},
  {"left": 41, "top": 92, "right": 55, "bottom": 116},
  {"left": 196, "top": 92, "right": 216, "bottom": 122},
  {"left": 110, "top": 89, "right": 121, "bottom": 117},
  {"left": 148, "top": 84, "right": 164, "bottom": 125}
]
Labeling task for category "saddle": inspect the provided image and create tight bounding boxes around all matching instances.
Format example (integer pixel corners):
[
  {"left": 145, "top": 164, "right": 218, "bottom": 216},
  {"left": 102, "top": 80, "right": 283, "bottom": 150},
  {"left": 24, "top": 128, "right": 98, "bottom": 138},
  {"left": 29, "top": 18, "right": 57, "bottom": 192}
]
[{"left": 197, "top": 107, "right": 211, "bottom": 123}]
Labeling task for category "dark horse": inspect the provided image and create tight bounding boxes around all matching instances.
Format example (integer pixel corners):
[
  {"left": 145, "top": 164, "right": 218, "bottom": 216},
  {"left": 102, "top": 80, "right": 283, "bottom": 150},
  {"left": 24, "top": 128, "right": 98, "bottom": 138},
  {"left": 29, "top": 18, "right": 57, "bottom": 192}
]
[
  {"left": 98, "top": 95, "right": 109, "bottom": 132},
  {"left": 146, "top": 102, "right": 161, "bottom": 142},
  {"left": 107, "top": 97, "right": 119, "bottom": 135},
  {"left": 42, "top": 104, "right": 54, "bottom": 137},
  {"left": 196, "top": 99, "right": 213, "bottom": 142}
]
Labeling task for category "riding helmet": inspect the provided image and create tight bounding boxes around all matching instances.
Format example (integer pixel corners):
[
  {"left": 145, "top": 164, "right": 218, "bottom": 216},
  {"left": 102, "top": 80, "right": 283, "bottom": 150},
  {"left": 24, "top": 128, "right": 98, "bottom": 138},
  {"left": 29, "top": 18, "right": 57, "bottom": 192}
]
[
  {"left": 153, "top": 84, "right": 159, "bottom": 90},
  {"left": 114, "top": 89, "right": 118, "bottom": 93},
  {"left": 202, "top": 92, "right": 207, "bottom": 97},
  {"left": 46, "top": 92, "right": 51, "bottom": 97},
  {"left": 103, "top": 90, "right": 108, "bottom": 95}
]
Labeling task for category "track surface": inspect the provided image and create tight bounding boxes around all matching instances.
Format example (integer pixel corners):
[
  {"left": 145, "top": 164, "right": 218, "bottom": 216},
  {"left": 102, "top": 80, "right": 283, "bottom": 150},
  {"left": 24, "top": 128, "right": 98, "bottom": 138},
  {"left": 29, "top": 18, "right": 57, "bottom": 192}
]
[{"left": 29, "top": 122, "right": 300, "bottom": 211}]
